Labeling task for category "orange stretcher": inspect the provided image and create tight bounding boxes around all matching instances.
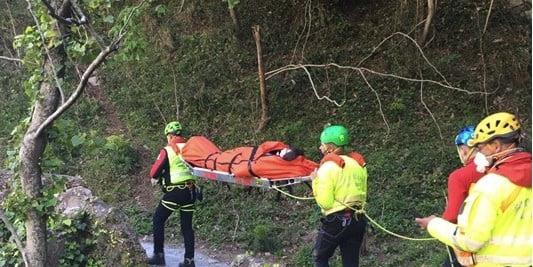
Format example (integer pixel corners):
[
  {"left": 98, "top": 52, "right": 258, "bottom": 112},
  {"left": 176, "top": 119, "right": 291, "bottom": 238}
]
[{"left": 181, "top": 136, "right": 317, "bottom": 188}]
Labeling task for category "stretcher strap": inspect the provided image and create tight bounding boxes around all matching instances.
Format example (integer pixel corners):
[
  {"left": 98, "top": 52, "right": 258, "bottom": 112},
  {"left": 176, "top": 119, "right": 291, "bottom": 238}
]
[
  {"left": 228, "top": 153, "right": 242, "bottom": 174},
  {"left": 247, "top": 146, "right": 260, "bottom": 177},
  {"left": 204, "top": 152, "right": 219, "bottom": 170}
]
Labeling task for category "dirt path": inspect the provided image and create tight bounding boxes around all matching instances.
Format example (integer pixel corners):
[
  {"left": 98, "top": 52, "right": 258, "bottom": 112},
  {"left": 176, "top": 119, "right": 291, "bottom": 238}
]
[{"left": 86, "top": 76, "right": 156, "bottom": 210}]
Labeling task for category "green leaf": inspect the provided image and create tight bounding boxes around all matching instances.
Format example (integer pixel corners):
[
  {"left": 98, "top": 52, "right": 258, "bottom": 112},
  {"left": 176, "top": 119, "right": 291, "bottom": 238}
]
[
  {"left": 103, "top": 15, "right": 115, "bottom": 24},
  {"left": 71, "top": 134, "right": 85, "bottom": 147},
  {"left": 63, "top": 219, "right": 72, "bottom": 226},
  {"left": 227, "top": 0, "right": 240, "bottom": 9}
]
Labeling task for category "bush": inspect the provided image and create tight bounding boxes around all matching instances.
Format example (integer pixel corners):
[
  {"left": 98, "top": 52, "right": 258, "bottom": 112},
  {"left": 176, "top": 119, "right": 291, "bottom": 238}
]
[{"left": 249, "top": 223, "right": 280, "bottom": 253}]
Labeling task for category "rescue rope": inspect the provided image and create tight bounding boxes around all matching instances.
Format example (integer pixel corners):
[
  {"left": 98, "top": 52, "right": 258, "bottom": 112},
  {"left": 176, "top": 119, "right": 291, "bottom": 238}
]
[
  {"left": 271, "top": 186, "right": 436, "bottom": 241},
  {"left": 270, "top": 185, "right": 315, "bottom": 200}
]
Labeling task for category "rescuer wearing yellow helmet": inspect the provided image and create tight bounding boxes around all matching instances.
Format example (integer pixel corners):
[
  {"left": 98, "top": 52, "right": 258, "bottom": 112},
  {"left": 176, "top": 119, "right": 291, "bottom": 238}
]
[{"left": 416, "top": 112, "right": 532, "bottom": 267}]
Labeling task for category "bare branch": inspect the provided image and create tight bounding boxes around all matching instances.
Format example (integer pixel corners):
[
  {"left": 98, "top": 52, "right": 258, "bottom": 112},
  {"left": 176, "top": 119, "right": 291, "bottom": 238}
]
[
  {"left": 0, "top": 55, "right": 23, "bottom": 63},
  {"left": 266, "top": 63, "right": 486, "bottom": 95},
  {"left": 300, "top": 0, "right": 312, "bottom": 61},
  {"left": 408, "top": 18, "right": 427, "bottom": 36},
  {"left": 419, "top": 69, "right": 443, "bottom": 140},
  {"left": 4, "top": 0, "right": 21, "bottom": 60},
  {"left": 483, "top": 0, "right": 495, "bottom": 34},
  {"left": 178, "top": 0, "right": 186, "bottom": 13},
  {"left": 152, "top": 98, "right": 168, "bottom": 125},
  {"left": 290, "top": 0, "right": 312, "bottom": 64},
  {"left": 116, "top": 0, "right": 147, "bottom": 42},
  {"left": 0, "top": 208, "right": 29, "bottom": 266},
  {"left": 301, "top": 65, "right": 345, "bottom": 107},
  {"left": 35, "top": 45, "right": 114, "bottom": 137},
  {"left": 356, "top": 32, "right": 451, "bottom": 87},
  {"left": 476, "top": 7, "right": 490, "bottom": 115},
  {"left": 357, "top": 69, "right": 390, "bottom": 137}
]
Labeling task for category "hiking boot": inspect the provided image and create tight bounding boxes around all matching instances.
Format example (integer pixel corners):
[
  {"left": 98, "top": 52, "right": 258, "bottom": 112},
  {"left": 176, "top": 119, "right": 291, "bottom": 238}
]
[
  {"left": 179, "top": 258, "right": 195, "bottom": 267},
  {"left": 147, "top": 252, "right": 165, "bottom": 265}
]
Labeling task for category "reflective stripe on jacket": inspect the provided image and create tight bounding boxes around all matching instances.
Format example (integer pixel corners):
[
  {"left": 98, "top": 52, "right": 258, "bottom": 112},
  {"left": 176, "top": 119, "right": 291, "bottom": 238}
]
[
  {"left": 164, "top": 145, "right": 196, "bottom": 186},
  {"left": 428, "top": 173, "right": 532, "bottom": 267},
  {"left": 312, "top": 155, "right": 367, "bottom": 215}
]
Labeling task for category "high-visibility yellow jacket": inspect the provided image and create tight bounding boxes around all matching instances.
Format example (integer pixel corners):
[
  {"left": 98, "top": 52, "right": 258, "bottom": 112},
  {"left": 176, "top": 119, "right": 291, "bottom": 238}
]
[
  {"left": 312, "top": 155, "right": 367, "bottom": 215},
  {"left": 164, "top": 145, "right": 196, "bottom": 186},
  {"left": 428, "top": 171, "right": 532, "bottom": 266}
]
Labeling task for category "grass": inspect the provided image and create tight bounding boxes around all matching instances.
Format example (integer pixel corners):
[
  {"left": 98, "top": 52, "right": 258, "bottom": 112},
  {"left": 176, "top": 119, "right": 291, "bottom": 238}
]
[{"left": 0, "top": 0, "right": 530, "bottom": 265}]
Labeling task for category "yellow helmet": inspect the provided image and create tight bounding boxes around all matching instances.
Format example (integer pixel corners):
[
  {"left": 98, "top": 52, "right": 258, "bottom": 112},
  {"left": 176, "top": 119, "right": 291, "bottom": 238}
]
[{"left": 467, "top": 112, "right": 521, "bottom": 146}]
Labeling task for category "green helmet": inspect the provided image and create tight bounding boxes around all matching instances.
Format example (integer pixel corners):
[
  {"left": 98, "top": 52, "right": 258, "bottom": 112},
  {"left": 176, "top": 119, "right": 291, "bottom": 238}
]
[
  {"left": 320, "top": 125, "right": 350, "bottom": 146},
  {"left": 164, "top": 121, "right": 182, "bottom": 135}
]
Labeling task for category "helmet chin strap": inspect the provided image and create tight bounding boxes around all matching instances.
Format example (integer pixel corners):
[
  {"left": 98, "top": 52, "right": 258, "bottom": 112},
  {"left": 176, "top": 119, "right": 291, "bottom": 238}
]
[
  {"left": 457, "top": 146, "right": 476, "bottom": 166},
  {"left": 456, "top": 146, "right": 465, "bottom": 165}
]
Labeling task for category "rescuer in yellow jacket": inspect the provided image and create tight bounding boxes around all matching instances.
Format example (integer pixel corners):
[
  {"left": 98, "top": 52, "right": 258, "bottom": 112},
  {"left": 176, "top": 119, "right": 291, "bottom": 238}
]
[
  {"left": 416, "top": 112, "right": 532, "bottom": 267},
  {"left": 312, "top": 124, "right": 368, "bottom": 267}
]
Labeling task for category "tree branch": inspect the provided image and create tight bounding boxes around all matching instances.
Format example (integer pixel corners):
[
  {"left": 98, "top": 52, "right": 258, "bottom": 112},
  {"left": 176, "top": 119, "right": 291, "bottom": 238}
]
[
  {"left": 483, "top": 0, "right": 495, "bottom": 34},
  {"left": 356, "top": 32, "right": 451, "bottom": 87},
  {"left": 0, "top": 55, "right": 23, "bottom": 63},
  {"left": 178, "top": 0, "right": 186, "bottom": 13},
  {"left": 35, "top": 45, "right": 114, "bottom": 137},
  {"left": 4, "top": 0, "right": 21, "bottom": 61},
  {"left": 0, "top": 208, "right": 29, "bottom": 266},
  {"left": 34, "top": 0, "right": 146, "bottom": 137},
  {"left": 357, "top": 69, "right": 390, "bottom": 137},
  {"left": 300, "top": 65, "right": 345, "bottom": 107},
  {"left": 476, "top": 7, "right": 490, "bottom": 115},
  {"left": 266, "top": 63, "right": 487, "bottom": 95},
  {"left": 253, "top": 25, "right": 270, "bottom": 132},
  {"left": 418, "top": 69, "right": 443, "bottom": 140},
  {"left": 290, "top": 0, "right": 312, "bottom": 64},
  {"left": 40, "top": 0, "right": 87, "bottom": 25},
  {"left": 70, "top": 0, "right": 106, "bottom": 49},
  {"left": 116, "top": 0, "right": 147, "bottom": 41}
]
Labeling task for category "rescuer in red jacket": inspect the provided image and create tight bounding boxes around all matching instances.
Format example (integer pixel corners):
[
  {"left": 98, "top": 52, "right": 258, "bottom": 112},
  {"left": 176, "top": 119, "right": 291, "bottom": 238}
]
[{"left": 418, "top": 125, "right": 484, "bottom": 267}]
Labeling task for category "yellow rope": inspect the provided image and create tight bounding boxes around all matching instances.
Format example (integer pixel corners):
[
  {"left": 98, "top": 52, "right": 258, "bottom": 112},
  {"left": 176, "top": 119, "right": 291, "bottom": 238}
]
[
  {"left": 270, "top": 185, "right": 314, "bottom": 200},
  {"left": 271, "top": 186, "right": 435, "bottom": 241},
  {"left": 362, "top": 212, "right": 435, "bottom": 241}
]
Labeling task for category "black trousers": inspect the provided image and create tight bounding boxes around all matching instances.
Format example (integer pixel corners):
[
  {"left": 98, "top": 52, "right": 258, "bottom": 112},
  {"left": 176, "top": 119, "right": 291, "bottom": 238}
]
[
  {"left": 153, "top": 186, "right": 196, "bottom": 259},
  {"left": 313, "top": 211, "right": 367, "bottom": 267}
]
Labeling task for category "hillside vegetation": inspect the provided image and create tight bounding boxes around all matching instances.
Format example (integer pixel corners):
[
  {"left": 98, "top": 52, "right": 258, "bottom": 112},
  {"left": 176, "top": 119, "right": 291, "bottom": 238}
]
[{"left": 0, "top": 0, "right": 531, "bottom": 266}]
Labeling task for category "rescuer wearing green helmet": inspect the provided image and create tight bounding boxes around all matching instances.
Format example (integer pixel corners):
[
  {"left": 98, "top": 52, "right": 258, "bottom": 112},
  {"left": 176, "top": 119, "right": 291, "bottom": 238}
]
[
  {"left": 312, "top": 124, "right": 368, "bottom": 267},
  {"left": 147, "top": 121, "right": 198, "bottom": 267}
]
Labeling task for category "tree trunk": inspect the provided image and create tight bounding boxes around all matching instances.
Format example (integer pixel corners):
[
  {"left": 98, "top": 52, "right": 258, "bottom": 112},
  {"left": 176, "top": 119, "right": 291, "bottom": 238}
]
[
  {"left": 252, "top": 25, "right": 269, "bottom": 133},
  {"left": 19, "top": 61, "right": 60, "bottom": 267},
  {"left": 19, "top": 1, "right": 69, "bottom": 264},
  {"left": 419, "top": 0, "right": 436, "bottom": 45}
]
